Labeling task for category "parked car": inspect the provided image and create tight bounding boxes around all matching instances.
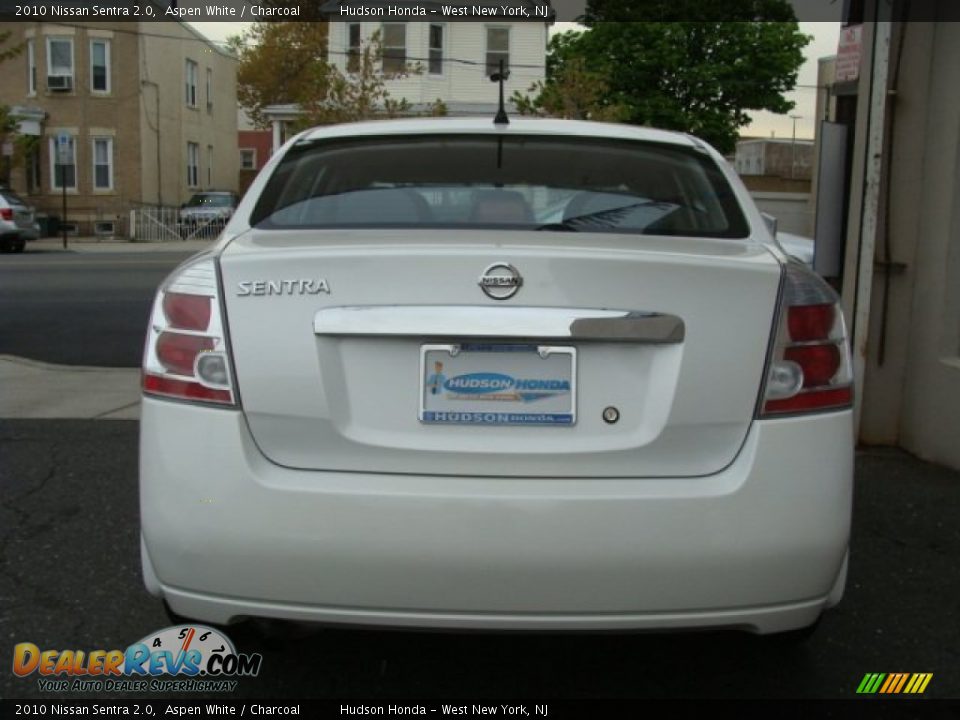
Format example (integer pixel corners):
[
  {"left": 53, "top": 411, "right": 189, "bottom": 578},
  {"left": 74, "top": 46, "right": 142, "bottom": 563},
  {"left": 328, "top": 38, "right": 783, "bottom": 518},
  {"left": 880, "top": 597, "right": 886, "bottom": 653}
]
[
  {"left": 179, "top": 191, "right": 239, "bottom": 237},
  {"left": 140, "top": 118, "right": 853, "bottom": 638},
  {"left": 777, "top": 231, "right": 815, "bottom": 267},
  {"left": 0, "top": 188, "right": 35, "bottom": 253}
]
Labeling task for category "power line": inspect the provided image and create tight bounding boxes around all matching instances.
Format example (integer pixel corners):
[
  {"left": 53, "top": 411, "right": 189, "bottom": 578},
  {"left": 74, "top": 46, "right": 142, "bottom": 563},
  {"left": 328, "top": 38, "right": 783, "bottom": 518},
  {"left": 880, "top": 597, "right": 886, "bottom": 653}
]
[{"left": 19, "top": 21, "right": 830, "bottom": 90}]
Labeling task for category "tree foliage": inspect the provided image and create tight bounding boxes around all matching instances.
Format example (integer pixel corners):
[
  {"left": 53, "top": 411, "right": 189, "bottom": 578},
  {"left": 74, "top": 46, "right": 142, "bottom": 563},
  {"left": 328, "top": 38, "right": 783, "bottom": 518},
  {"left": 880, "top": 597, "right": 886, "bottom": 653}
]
[
  {"left": 230, "top": 22, "right": 331, "bottom": 128},
  {"left": 516, "top": 6, "right": 809, "bottom": 153},
  {"left": 231, "top": 25, "right": 446, "bottom": 129},
  {"left": 0, "top": 30, "right": 24, "bottom": 184}
]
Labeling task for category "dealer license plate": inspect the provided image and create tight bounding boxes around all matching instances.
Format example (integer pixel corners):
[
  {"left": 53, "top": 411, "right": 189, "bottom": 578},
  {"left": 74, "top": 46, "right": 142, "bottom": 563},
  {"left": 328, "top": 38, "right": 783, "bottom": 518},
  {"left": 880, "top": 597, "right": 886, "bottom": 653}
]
[{"left": 419, "top": 343, "right": 577, "bottom": 426}]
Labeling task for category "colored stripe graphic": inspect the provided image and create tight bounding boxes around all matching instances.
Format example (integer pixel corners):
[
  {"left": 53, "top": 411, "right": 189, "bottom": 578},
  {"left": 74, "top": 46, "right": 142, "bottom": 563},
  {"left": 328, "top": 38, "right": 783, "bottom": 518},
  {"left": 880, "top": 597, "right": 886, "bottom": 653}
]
[{"left": 857, "top": 672, "right": 932, "bottom": 694}]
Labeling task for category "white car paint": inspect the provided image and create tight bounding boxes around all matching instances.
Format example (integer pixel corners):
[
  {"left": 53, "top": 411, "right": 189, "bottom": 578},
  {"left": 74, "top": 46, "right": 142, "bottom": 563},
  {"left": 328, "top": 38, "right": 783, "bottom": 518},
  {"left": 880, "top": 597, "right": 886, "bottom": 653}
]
[{"left": 140, "top": 118, "right": 853, "bottom": 635}]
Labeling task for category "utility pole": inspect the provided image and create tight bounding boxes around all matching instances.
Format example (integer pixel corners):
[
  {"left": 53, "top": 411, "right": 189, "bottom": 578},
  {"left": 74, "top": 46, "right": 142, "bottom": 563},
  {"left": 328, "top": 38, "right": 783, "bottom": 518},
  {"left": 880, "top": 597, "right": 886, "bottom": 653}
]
[
  {"left": 790, "top": 114, "right": 802, "bottom": 179},
  {"left": 141, "top": 80, "right": 162, "bottom": 209},
  {"left": 56, "top": 132, "right": 70, "bottom": 249}
]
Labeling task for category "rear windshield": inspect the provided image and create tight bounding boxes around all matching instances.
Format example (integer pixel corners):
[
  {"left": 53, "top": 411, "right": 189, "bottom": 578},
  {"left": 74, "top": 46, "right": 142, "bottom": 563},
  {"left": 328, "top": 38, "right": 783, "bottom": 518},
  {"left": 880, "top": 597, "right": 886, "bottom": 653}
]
[
  {"left": 251, "top": 134, "right": 748, "bottom": 238},
  {"left": 0, "top": 190, "right": 26, "bottom": 206}
]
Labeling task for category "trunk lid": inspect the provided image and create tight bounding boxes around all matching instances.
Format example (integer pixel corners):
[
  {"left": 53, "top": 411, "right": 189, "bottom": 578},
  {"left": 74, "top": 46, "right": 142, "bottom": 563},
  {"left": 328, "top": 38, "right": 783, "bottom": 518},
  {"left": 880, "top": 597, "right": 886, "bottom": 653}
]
[{"left": 219, "top": 229, "right": 780, "bottom": 478}]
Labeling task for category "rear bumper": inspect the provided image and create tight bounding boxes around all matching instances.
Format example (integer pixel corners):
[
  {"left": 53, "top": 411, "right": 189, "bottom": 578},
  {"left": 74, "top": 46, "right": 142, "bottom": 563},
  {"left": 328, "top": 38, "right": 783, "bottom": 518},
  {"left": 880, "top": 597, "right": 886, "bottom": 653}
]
[{"left": 139, "top": 398, "right": 853, "bottom": 633}]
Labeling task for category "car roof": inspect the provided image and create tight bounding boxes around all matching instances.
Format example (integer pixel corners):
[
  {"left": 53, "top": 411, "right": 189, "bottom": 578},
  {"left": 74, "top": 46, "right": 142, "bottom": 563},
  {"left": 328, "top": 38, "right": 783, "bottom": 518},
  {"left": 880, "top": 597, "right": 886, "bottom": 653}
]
[{"left": 300, "top": 117, "right": 705, "bottom": 149}]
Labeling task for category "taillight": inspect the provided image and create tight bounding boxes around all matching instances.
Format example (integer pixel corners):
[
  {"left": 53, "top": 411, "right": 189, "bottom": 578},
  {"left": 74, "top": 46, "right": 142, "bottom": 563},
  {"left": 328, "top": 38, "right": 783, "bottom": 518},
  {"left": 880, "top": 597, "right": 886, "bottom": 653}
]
[
  {"left": 142, "top": 256, "right": 237, "bottom": 406},
  {"left": 760, "top": 262, "right": 853, "bottom": 416},
  {"left": 0, "top": 208, "right": 12, "bottom": 221}
]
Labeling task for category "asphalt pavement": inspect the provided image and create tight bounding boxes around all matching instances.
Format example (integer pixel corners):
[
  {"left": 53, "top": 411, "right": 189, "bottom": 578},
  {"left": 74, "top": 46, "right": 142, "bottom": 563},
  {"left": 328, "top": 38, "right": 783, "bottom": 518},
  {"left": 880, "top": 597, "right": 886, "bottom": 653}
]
[
  {"left": 1, "top": 418, "right": 958, "bottom": 700},
  {"left": 0, "top": 239, "right": 208, "bottom": 367}
]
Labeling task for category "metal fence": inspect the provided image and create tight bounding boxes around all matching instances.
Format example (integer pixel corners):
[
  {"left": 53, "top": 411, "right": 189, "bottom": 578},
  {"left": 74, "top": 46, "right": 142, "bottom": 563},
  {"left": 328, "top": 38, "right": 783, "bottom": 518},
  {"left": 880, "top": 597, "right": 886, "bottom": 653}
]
[{"left": 129, "top": 207, "right": 226, "bottom": 243}]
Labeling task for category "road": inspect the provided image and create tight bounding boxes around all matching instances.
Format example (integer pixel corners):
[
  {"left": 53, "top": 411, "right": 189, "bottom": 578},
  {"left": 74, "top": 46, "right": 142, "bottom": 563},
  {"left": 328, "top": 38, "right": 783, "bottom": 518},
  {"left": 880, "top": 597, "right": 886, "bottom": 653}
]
[
  {"left": 0, "top": 250, "right": 195, "bottom": 367},
  {"left": 2, "top": 419, "right": 959, "bottom": 700}
]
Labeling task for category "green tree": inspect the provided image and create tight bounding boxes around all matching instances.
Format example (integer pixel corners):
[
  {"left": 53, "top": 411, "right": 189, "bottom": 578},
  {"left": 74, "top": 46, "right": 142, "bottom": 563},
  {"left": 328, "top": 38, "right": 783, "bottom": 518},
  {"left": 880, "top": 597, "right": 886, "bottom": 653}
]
[
  {"left": 0, "top": 30, "right": 24, "bottom": 185},
  {"left": 229, "top": 22, "right": 331, "bottom": 128},
  {"left": 518, "top": 7, "right": 809, "bottom": 153}
]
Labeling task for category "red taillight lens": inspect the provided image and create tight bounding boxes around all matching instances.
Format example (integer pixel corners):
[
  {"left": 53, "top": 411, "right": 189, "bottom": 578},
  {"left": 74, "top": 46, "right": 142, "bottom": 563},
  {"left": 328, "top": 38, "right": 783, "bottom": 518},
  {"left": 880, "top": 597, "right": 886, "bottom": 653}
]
[
  {"left": 143, "top": 374, "right": 233, "bottom": 404},
  {"left": 760, "top": 263, "right": 852, "bottom": 417},
  {"left": 787, "top": 303, "right": 835, "bottom": 342},
  {"left": 156, "top": 332, "right": 214, "bottom": 376},
  {"left": 784, "top": 344, "right": 841, "bottom": 387},
  {"left": 143, "top": 257, "right": 236, "bottom": 407},
  {"left": 0, "top": 208, "right": 12, "bottom": 221},
  {"left": 162, "top": 292, "right": 212, "bottom": 331},
  {"left": 762, "top": 387, "right": 853, "bottom": 414}
]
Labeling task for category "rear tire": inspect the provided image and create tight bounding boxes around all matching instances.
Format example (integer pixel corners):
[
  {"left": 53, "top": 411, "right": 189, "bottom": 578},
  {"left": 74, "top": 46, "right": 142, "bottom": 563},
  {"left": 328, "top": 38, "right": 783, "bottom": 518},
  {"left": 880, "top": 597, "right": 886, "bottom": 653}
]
[{"left": 13, "top": 240, "right": 25, "bottom": 253}]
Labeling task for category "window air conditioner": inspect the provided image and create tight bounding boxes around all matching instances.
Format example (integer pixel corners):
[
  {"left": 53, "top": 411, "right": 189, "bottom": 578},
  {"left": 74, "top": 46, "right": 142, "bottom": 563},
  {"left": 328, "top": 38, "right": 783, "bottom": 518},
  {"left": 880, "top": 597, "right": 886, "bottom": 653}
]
[{"left": 47, "top": 75, "right": 73, "bottom": 91}]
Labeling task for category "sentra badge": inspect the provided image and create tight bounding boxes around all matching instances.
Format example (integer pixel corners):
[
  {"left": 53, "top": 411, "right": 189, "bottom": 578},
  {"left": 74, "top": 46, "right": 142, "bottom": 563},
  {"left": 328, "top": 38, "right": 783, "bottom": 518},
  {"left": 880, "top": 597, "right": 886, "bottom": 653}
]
[{"left": 237, "top": 279, "right": 330, "bottom": 296}]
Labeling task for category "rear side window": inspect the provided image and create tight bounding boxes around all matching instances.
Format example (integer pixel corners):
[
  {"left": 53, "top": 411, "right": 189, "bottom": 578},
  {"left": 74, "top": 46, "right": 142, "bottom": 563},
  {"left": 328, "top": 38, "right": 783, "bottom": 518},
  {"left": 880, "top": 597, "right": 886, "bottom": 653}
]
[
  {"left": 251, "top": 135, "right": 748, "bottom": 238},
  {"left": 0, "top": 190, "right": 26, "bottom": 206}
]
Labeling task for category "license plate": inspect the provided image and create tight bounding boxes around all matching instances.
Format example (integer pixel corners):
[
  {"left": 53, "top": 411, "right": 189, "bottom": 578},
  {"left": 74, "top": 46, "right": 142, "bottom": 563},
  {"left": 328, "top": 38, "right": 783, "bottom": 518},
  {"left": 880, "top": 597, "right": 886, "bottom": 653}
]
[{"left": 419, "top": 343, "right": 576, "bottom": 426}]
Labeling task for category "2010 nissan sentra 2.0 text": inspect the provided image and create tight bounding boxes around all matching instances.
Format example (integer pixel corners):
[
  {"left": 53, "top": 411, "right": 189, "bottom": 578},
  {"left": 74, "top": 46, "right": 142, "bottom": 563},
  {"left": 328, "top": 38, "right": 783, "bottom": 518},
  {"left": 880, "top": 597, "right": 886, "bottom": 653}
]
[{"left": 139, "top": 117, "right": 853, "bottom": 638}]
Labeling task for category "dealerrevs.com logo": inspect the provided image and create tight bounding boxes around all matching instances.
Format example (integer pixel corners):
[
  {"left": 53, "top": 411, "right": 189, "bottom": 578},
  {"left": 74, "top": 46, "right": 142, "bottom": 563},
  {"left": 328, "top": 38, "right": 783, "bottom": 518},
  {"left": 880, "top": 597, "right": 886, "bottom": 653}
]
[{"left": 12, "top": 625, "right": 262, "bottom": 693}]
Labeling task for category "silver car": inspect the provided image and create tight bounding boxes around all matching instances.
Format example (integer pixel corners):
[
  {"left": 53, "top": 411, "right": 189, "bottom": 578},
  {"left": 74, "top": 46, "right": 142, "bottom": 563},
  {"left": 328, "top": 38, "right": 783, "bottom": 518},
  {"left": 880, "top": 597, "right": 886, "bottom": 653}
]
[
  {"left": 0, "top": 188, "right": 35, "bottom": 253},
  {"left": 179, "top": 191, "right": 239, "bottom": 238}
]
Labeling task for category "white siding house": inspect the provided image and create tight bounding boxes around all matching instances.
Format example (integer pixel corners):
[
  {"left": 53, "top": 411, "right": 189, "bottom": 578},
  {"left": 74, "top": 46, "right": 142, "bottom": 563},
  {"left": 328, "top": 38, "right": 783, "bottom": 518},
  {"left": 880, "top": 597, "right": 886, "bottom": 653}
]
[
  {"left": 327, "top": 20, "right": 549, "bottom": 114},
  {"left": 262, "top": 4, "right": 551, "bottom": 150}
]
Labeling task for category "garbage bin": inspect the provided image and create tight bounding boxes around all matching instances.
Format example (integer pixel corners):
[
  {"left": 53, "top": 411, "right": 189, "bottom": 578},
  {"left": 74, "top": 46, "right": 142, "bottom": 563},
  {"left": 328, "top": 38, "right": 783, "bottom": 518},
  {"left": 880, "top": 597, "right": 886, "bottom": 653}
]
[
  {"left": 40, "top": 215, "right": 60, "bottom": 237},
  {"left": 35, "top": 214, "right": 50, "bottom": 237}
]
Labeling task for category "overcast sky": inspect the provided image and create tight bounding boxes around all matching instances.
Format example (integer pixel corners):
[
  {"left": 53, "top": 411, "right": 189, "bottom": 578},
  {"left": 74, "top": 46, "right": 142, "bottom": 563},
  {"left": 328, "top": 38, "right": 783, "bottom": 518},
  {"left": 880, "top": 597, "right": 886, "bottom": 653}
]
[{"left": 192, "top": 20, "right": 841, "bottom": 140}]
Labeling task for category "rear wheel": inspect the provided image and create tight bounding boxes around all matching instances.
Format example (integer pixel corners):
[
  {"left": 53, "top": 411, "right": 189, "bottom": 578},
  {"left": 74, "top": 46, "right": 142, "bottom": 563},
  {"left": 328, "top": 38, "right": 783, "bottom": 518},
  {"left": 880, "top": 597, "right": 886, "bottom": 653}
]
[{"left": 13, "top": 240, "right": 25, "bottom": 253}]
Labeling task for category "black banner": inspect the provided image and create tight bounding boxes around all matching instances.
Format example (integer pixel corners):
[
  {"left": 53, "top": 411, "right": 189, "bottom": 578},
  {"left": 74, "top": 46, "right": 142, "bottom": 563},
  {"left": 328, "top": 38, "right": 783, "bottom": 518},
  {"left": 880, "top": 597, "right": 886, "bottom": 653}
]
[
  {"left": 0, "top": 0, "right": 958, "bottom": 23},
  {"left": 2, "top": 699, "right": 960, "bottom": 719}
]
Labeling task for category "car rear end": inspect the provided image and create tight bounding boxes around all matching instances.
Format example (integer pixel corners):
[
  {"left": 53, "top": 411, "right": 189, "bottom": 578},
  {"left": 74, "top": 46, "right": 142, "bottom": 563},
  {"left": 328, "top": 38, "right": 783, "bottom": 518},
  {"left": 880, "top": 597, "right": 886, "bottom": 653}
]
[
  {"left": 139, "top": 119, "right": 852, "bottom": 634},
  {"left": 0, "top": 189, "right": 35, "bottom": 252}
]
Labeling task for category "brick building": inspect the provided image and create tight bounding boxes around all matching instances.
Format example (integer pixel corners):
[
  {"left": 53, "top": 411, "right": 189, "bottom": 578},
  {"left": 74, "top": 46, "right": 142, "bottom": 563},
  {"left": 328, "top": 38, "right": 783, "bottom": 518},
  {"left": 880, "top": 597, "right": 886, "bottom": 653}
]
[{"left": 0, "top": 18, "right": 238, "bottom": 235}]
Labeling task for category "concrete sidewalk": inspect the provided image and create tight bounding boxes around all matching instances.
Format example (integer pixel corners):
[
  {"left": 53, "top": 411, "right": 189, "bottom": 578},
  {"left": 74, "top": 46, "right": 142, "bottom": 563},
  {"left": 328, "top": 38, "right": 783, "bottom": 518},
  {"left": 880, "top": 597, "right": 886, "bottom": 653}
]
[
  {"left": 26, "top": 236, "right": 215, "bottom": 253},
  {"left": 0, "top": 355, "right": 140, "bottom": 419}
]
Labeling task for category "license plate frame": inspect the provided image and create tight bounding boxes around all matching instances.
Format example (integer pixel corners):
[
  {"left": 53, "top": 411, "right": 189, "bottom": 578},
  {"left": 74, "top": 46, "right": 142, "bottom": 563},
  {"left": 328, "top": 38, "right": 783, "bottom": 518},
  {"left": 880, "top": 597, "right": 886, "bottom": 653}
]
[{"left": 419, "top": 342, "right": 577, "bottom": 426}]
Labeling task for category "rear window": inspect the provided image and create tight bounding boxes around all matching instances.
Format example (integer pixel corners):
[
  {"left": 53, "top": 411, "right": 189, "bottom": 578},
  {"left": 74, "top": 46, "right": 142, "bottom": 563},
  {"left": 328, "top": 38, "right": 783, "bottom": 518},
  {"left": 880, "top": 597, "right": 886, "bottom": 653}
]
[
  {"left": 251, "top": 134, "right": 748, "bottom": 238},
  {"left": 0, "top": 190, "right": 26, "bottom": 206}
]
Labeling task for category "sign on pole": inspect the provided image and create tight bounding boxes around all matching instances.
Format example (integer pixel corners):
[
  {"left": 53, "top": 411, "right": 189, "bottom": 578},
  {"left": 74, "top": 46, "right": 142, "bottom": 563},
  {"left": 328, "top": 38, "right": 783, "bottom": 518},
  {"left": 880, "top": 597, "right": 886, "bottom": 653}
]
[
  {"left": 836, "top": 25, "right": 863, "bottom": 83},
  {"left": 56, "top": 132, "right": 71, "bottom": 164}
]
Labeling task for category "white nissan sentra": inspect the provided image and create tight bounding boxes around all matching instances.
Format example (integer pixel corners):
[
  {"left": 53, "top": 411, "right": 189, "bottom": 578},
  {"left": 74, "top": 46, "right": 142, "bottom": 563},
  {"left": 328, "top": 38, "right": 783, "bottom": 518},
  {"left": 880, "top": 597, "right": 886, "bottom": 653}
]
[{"left": 140, "top": 118, "right": 853, "bottom": 637}]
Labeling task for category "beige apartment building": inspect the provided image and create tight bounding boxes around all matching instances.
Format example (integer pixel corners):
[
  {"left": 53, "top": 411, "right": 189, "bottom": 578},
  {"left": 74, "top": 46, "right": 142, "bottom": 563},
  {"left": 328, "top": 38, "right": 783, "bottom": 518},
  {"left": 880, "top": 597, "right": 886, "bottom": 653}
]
[{"left": 0, "top": 20, "right": 237, "bottom": 235}]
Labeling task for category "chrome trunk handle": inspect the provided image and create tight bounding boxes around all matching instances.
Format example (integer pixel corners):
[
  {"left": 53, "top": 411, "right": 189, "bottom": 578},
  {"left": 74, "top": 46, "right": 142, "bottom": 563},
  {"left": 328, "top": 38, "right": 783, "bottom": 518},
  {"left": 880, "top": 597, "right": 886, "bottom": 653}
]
[{"left": 314, "top": 306, "right": 684, "bottom": 344}]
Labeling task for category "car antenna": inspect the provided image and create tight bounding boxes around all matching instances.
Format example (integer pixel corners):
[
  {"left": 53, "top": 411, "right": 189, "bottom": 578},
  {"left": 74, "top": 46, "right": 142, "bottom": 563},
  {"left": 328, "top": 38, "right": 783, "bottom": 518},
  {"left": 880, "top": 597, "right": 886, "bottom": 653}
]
[{"left": 491, "top": 59, "right": 510, "bottom": 125}]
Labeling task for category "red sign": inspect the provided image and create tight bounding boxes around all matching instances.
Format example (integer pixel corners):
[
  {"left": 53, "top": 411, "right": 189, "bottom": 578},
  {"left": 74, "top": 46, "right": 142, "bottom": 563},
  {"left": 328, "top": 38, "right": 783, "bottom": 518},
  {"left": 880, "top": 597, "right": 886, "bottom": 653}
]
[{"left": 836, "top": 25, "right": 863, "bottom": 83}]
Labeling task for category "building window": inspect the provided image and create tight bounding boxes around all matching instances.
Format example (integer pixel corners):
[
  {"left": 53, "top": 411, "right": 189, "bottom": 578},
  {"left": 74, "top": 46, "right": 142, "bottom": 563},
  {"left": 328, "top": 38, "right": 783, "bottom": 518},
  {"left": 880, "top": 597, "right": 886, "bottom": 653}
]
[
  {"left": 49, "top": 135, "right": 76, "bottom": 191},
  {"left": 381, "top": 23, "right": 406, "bottom": 76},
  {"left": 92, "top": 137, "right": 113, "bottom": 190},
  {"left": 27, "top": 39, "right": 36, "bottom": 95},
  {"left": 428, "top": 24, "right": 444, "bottom": 75},
  {"left": 90, "top": 39, "right": 110, "bottom": 93},
  {"left": 187, "top": 142, "right": 199, "bottom": 187},
  {"left": 46, "top": 37, "right": 74, "bottom": 84},
  {"left": 346, "top": 23, "right": 361, "bottom": 73},
  {"left": 485, "top": 27, "right": 510, "bottom": 78},
  {"left": 206, "top": 68, "right": 213, "bottom": 112},
  {"left": 185, "top": 60, "right": 198, "bottom": 107},
  {"left": 240, "top": 149, "right": 256, "bottom": 170},
  {"left": 207, "top": 145, "right": 213, "bottom": 187}
]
